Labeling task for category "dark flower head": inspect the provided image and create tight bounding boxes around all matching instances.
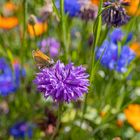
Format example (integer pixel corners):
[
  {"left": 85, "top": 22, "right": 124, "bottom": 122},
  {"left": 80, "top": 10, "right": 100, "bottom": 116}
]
[
  {"left": 96, "top": 29, "right": 136, "bottom": 73},
  {"left": 0, "top": 58, "right": 24, "bottom": 96},
  {"left": 78, "top": 0, "right": 98, "bottom": 21},
  {"left": 10, "top": 121, "right": 33, "bottom": 139},
  {"left": 102, "top": 1, "right": 130, "bottom": 27},
  {"left": 34, "top": 60, "right": 89, "bottom": 103}
]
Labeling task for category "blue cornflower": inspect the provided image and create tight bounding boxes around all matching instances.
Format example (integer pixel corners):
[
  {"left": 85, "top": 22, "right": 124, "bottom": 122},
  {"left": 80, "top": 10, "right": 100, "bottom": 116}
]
[
  {"left": 34, "top": 60, "right": 89, "bottom": 103},
  {"left": 10, "top": 121, "right": 33, "bottom": 139},
  {"left": 96, "top": 29, "right": 136, "bottom": 73},
  {"left": 0, "top": 58, "right": 24, "bottom": 96},
  {"left": 56, "top": 0, "right": 80, "bottom": 17},
  {"left": 56, "top": 0, "right": 97, "bottom": 20}
]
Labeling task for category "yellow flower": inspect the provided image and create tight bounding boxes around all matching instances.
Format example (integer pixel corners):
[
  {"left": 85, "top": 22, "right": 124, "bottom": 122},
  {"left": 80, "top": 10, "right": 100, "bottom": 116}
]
[
  {"left": 124, "top": 104, "right": 140, "bottom": 131},
  {"left": 0, "top": 16, "right": 18, "bottom": 30},
  {"left": 130, "top": 42, "right": 140, "bottom": 57},
  {"left": 27, "top": 21, "right": 47, "bottom": 37}
]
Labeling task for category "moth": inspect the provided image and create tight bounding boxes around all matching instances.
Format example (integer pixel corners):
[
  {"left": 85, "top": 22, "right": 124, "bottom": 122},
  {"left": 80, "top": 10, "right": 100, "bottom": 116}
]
[{"left": 32, "top": 50, "right": 54, "bottom": 69}]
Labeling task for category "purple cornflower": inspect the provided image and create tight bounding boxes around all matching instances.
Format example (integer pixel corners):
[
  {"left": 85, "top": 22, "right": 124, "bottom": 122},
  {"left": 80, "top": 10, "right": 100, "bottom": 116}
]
[
  {"left": 34, "top": 60, "right": 89, "bottom": 103},
  {"left": 10, "top": 121, "right": 33, "bottom": 139},
  {"left": 38, "top": 37, "right": 60, "bottom": 58},
  {"left": 102, "top": 1, "right": 130, "bottom": 27},
  {"left": 0, "top": 58, "right": 24, "bottom": 96},
  {"left": 96, "top": 29, "right": 136, "bottom": 73}
]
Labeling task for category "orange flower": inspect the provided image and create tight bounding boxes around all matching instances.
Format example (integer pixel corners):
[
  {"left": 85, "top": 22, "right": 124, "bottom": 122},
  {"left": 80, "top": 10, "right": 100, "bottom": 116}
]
[
  {"left": 124, "top": 104, "right": 140, "bottom": 131},
  {"left": 27, "top": 21, "right": 47, "bottom": 37},
  {"left": 130, "top": 42, "right": 140, "bottom": 57},
  {"left": 126, "top": 0, "right": 140, "bottom": 16},
  {"left": 3, "top": 1, "right": 17, "bottom": 12},
  {"left": 0, "top": 16, "right": 18, "bottom": 30},
  {"left": 116, "top": 119, "right": 124, "bottom": 128},
  {"left": 91, "top": 0, "right": 99, "bottom": 6}
]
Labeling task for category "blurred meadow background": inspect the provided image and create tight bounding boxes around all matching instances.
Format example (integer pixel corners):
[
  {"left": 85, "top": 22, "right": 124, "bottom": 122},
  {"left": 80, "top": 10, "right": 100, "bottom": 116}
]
[{"left": 0, "top": 0, "right": 140, "bottom": 139}]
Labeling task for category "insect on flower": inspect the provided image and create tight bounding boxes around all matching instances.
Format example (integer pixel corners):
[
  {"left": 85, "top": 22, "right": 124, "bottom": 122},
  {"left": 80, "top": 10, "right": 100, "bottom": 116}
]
[{"left": 32, "top": 50, "right": 54, "bottom": 69}]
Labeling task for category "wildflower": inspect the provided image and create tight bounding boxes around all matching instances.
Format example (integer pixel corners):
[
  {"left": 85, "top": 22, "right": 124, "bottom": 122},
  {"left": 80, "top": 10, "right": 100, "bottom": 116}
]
[
  {"left": 124, "top": 104, "right": 140, "bottom": 131},
  {"left": 102, "top": 1, "right": 130, "bottom": 27},
  {"left": 63, "top": 0, "right": 81, "bottom": 17},
  {"left": 91, "top": 0, "right": 100, "bottom": 6},
  {"left": 0, "top": 16, "right": 18, "bottom": 30},
  {"left": 28, "top": 15, "right": 38, "bottom": 26},
  {"left": 56, "top": 0, "right": 98, "bottom": 20},
  {"left": 0, "top": 58, "right": 23, "bottom": 96},
  {"left": 96, "top": 29, "right": 135, "bottom": 73},
  {"left": 27, "top": 19, "right": 47, "bottom": 37},
  {"left": 78, "top": 0, "right": 98, "bottom": 21},
  {"left": 10, "top": 121, "right": 33, "bottom": 139},
  {"left": 2, "top": 1, "right": 17, "bottom": 16},
  {"left": 126, "top": 0, "right": 140, "bottom": 16},
  {"left": 38, "top": 37, "right": 60, "bottom": 58},
  {"left": 130, "top": 42, "right": 140, "bottom": 57},
  {"left": 34, "top": 60, "right": 89, "bottom": 103}
]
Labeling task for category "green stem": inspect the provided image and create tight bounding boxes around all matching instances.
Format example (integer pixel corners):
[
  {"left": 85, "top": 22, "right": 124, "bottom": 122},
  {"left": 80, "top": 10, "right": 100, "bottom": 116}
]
[
  {"left": 52, "top": 0, "right": 61, "bottom": 19},
  {"left": 80, "top": 0, "right": 103, "bottom": 127},
  {"left": 60, "top": 0, "right": 69, "bottom": 61},
  {"left": 21, "top": 0, "right": 27, "bottom": 67},
  {"left": 32, "top": 25, "right": 37, "bottom": 43}
]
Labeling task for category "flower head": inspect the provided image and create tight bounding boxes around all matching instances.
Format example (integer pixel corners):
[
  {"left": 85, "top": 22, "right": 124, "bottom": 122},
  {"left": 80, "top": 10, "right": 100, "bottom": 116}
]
[
  {"left": 34, "top": 60, "right": 89, "bottom": 103},
  {"left": 124, "top": 104, "right": 140, "bottom": 131},
  {"left": 27, "top": 19, "right": 47, "bottom": 37},
  {"left": 126, "top": 0, "right": 140, "bottom": 16},
  {"left": 78, "top": 0, "right": 98, "bottom": 21},
  {"left": 102, "top": 1, "right": 130, "bottom": 27},
  {"left": 56, "top": 0, "right": 98, "bottom": 20},
  {"left": 63, "top": 0, "right": 81, "bottom": 17},
  {"left": 38, "top": 37, "right": 60, "bottom": 58},
  {"left": 0, "top": 16, "right": 18, "bottom": 30},
  {"left": 130, "top": 42, "right": 140, "bottom": 57},
  {"left": 96, "top": 29, "right": 135, "bottom": 73},
  {"left": 2, "top": 1, "right": 17, "bottom": 16},
  {"left": 10, "top": 121, "right": 33, "bottom": 139},
  {"left": 0, "top": 58, "right": 24, "bottom": 96}
]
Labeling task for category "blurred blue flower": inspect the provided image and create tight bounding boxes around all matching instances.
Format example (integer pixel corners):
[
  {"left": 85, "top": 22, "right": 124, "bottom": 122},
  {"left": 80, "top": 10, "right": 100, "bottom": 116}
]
[
  {"left": 56, "top": 0, "right": 80, "bottom": 17},
  {"left": 38, "top": 37, "right": 60, "bottom": 58},
  {"left": 10, "top": 121, "right": 32, "bottom": 139},
  {"left": 109, "top": 28, "right": 133, "bottom": 44},
  {"left": 96, "top": 29, "right": 136, "bottom": 73},
  {"left": 56, "top": 0, "right": 97, "bottom": 19},
  {"left": 0, "top": 58, "right": 24, "bottom": 96},
  {"left": 34, "top": 60, "right": 89, "bottom": 103},
  {"left": 64, "top": 0, "right": 81, "bottom": 17}
]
